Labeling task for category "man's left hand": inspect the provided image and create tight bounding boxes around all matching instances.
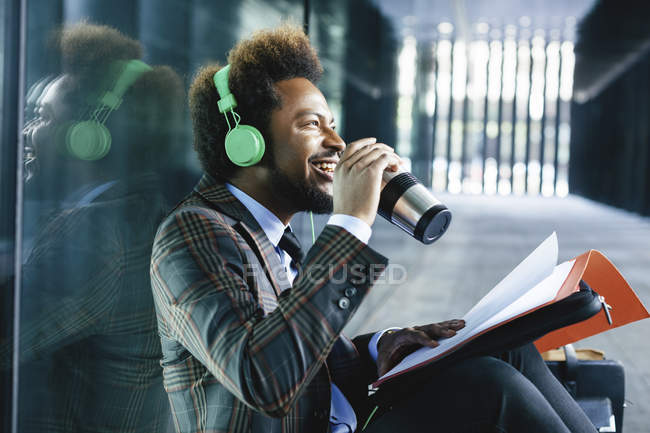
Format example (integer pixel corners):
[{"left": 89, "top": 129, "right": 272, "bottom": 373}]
[{"left": 376, "top": 320, "right": 466, "bottom": 376}]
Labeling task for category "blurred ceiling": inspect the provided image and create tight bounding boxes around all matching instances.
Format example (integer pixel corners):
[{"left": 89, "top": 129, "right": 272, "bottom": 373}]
[
  {"left": 371, "top": 0, "right": 650, "bottom": 102},
  {"left": 372, "top": 0, "right": 596, "bottom": 41}
]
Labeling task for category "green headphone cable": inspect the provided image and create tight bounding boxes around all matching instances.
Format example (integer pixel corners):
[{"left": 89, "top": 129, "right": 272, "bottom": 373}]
[{"left": 362, "top": 406, "right": 380, "bottom": 431}]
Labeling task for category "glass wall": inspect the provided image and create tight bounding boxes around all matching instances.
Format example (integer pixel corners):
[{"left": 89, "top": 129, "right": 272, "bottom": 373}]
[
  {"left": 5, "top": 1, "right": 309, "bottom": 432},
  {"left": 0, "top": 1, "right": 401, "bottom": 431}
]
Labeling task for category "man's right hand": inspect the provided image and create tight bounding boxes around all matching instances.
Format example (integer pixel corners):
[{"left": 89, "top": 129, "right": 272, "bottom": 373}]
[{"left": 333, "top": 137, "right": 401, "bottom": 227}]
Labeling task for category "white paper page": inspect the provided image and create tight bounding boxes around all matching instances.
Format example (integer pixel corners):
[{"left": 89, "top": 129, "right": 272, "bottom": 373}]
[
  {"left": 464, "top": 232, "right": 558, "bottom": 324},
  {"left": 440, "top": 232, "right": 560, "bottom": 351},
  {"left": 377, "top": 233, "right": 563, "bottom": 383},
  {"left": 474, "top": 259, "right": 575, "bottom": 333}
]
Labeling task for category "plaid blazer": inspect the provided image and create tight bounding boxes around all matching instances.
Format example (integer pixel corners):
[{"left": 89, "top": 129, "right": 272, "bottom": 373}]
[{"left": 150, "top": 174, "right": 388, "bottom": 433}]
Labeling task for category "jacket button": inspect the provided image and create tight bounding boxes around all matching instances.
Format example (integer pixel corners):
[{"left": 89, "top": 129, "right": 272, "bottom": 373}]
[
  {"left": 338, "top": 297, "right": 350, "bottom": 310},
  {"left": 344, "top": 287, "right": 357, "bottom": 297}
]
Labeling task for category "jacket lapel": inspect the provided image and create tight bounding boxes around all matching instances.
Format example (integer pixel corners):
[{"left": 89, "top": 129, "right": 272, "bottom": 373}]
[{"left": 193, "top": 174, "right": 291, "bottom": 300}]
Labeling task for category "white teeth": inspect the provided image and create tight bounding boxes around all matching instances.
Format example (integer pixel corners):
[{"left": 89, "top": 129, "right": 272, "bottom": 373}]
[{"left": 314, "top": 162, "right": 336, "bottom": 173}]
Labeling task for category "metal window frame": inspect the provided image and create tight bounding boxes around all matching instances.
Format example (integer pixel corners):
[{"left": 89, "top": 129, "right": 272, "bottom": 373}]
[{"left": 2, "top": 0, "right": 27, "bottom": 432}]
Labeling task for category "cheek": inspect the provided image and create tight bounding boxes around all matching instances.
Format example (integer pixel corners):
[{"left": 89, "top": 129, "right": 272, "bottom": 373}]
[
  {"left": 31, "top": 122, "right": 69, "bottom": 162},
  {"left": 269, "top": 149, "right": 301, "bottom": 181},
  {"left": 292, "top": 154, "right": 312, "bottom": 180},
  {"left": 275, "top": 139, "right": 314, "bottom": 177},
  {"left": 31, "top": 123, "right": 54, "bottom": 149}
]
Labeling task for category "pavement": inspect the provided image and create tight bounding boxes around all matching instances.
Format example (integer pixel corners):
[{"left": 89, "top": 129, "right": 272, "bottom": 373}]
[{"left": 293, "top": 193, "right": 650, "bottom": 433}]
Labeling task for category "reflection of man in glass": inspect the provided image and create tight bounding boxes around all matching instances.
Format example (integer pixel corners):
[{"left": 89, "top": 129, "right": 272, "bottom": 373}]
[{"left": 1, "top": 23, "right": 182, "bottom": 432}]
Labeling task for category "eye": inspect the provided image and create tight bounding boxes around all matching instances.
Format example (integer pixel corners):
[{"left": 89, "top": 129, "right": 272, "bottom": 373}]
[
  {"left": 307, "top": 120, "right": 319, "bottom": 127},
  {"left": 36, "top": 104, "right": 55, "bottom": 124}
]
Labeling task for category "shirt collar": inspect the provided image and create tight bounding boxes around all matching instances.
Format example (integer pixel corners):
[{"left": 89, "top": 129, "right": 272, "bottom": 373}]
[{"left": 225, "top": 183, "right": 287, "bottom": 247}]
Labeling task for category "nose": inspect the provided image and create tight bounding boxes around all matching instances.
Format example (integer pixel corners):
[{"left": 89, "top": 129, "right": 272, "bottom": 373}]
[{"left": 323, "top": 126, "right": 345, "bottom": 153}]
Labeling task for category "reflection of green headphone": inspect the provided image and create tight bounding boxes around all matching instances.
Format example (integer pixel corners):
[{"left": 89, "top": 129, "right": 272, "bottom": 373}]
[
  {"left": 213, "top": 65, "right": 265, "bottom": 166},
  {"left": 65, "top": 59, "right": 152, "bottom": 161}
]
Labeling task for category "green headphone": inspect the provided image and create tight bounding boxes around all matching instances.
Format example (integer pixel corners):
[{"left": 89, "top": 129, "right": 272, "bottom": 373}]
[
  {"left": 213, "top": 65, "right": 265, "bottom": 167},
  {"left": 64, "top": 59, "right": 152, "bottom": 161}
]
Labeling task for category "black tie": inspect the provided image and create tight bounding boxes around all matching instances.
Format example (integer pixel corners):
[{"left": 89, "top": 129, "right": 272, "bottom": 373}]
[{"left": 278, "top": 227, "right": 304, "bottom": 268}]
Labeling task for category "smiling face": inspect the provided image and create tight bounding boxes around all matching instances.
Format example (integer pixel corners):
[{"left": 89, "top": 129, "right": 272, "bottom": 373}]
[
  {"left": 23, "top": 74, "right": 81, "bottom": 182},
  {"left": 265, "top": 77, "right": 345, "bottom": 214}
]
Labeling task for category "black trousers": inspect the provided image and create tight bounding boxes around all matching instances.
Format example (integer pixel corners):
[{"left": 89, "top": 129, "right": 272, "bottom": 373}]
[{"left": 364, "top": 343, "right": 597, "bottom": 433}]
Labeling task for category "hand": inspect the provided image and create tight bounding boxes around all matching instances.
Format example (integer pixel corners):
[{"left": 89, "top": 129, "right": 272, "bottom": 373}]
[
  {"left": 333, "top": 137, "right": 401, "bottom": 226},
  {"left": 376, "top": 320, "right": 465, "bottom": 376}
]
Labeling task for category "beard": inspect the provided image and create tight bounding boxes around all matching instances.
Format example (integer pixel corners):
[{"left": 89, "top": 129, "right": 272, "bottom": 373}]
[{"left": 268, "top": 165, "right": 333, "bottom": 214}]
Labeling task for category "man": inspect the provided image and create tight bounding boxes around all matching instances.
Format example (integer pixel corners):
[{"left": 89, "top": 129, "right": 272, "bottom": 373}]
[
  {"left": 1, "top": 23, "right": 182, "bottom": 432},
  {"left": 151, "top": 25, "right": 596, "bottom": 433}
]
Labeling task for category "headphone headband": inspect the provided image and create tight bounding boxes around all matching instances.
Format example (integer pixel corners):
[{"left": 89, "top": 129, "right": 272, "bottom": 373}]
[
  {"left": 214, "top": 65, "right": 237, "bottom": 113},
  {"left": 100, "top": 59, "right": 153, "bottom": 110}
]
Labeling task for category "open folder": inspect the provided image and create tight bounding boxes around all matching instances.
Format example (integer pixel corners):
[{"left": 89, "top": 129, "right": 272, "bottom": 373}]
[{"left": 372, "top": 232, "right": 650, "bottom": 389}]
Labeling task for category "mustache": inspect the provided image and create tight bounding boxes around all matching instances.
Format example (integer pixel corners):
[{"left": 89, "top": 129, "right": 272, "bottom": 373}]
[{"left": 308, "top": 151, "right": 341, "bottom": 162}]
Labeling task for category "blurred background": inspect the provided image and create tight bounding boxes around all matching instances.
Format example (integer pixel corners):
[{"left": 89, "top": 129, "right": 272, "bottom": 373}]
[{"left": 1, "top": 0, "right": 649, "bottom": 432}]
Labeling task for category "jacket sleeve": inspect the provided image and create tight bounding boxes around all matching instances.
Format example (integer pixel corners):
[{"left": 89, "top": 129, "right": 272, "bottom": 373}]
[
  {"left": 150, "top": 208, "right": 388, "bottom": 417},
  {"left": 352, "top": 333, "right": 380, "bottom": 383}
]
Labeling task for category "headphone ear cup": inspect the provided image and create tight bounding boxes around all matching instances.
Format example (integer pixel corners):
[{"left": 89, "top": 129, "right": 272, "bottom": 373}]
[
  {"left": 224, "top": 124, "right": 265, "bottom": 167},
  {"left": 65, "top": 120, "right": 112, "bottom": 161}
]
